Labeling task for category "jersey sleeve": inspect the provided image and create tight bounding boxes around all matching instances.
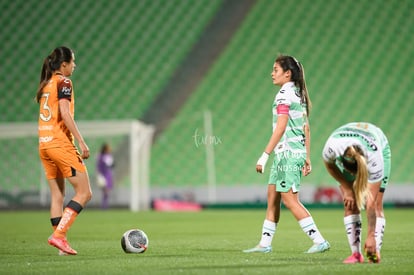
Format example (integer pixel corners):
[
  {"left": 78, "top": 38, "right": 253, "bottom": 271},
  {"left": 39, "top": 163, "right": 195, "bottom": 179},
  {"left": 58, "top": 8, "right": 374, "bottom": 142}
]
[
  {"left": 276, "top": 104, "right": 290, "bottom": 115},
  {"left": 57, "top": 77, "right": 73, "bottom": 100},
  {"left": 322, "top": 138, "right": 337, "bottom": 163},
  {"left": 275, "top": 89, "right": 292, "bottom": 107}
]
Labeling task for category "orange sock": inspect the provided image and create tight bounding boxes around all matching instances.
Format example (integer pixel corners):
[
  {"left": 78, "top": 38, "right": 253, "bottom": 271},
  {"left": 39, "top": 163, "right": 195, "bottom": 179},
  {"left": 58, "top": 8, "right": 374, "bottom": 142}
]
[{"left": 53, "top": 208, "right": 78, "bottom": 239}]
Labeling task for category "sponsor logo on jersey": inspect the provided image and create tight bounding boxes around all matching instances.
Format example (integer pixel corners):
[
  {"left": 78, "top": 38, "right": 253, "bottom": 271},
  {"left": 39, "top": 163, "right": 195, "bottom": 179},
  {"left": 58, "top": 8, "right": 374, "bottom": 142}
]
[
  {"left": 61, "top": 86, "right": 72, "bottom": 95},
  {"left": 370, "top": 170, "right": 382, "bottom": 181},
  {"left": 38, "top": 125, "right": 53, "bottom": 131},
  {"left": 39, "top": 136, "right": 53, "bottom": 143},
  {"left": 338, "top": 132, "right": 378, "bottom": 151}
]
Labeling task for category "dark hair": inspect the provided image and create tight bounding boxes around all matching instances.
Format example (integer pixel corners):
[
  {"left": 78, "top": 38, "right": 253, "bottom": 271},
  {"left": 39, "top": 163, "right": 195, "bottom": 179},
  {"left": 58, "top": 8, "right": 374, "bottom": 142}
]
[
  {"left": 35, "top": 46, "right": 73, "bottom": 103},
  {"left": 342, "top": 145, "right": 366, "bottom": 172},
  {"left": 100, "top": 143, "right": 110, "bottom": 154},
  {"left": 275, "top": 55, "right": 312, "bottom": 116}
]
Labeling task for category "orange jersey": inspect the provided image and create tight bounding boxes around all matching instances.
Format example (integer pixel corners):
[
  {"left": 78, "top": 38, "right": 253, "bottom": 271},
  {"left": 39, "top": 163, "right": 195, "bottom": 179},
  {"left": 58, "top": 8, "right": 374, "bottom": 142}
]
[{"left": 38, "top": 73, "right": 75, "bottom": 149}]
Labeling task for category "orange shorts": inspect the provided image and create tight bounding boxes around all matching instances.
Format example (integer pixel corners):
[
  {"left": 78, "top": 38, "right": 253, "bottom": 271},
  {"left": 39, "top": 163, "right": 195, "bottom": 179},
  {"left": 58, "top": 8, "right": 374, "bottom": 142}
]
[{"left": 39, "top": 146, "right": 87, "bottom": 180}]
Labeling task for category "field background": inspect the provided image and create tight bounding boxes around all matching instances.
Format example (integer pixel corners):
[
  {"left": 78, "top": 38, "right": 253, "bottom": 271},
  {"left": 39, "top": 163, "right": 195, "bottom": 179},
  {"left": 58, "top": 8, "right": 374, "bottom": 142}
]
[
  {"left": 1, "top": 1, "right": 413, "bottom": 273},
  {"left": 1, "top": 208, "right": 413, "bottom": 274},
  {"left": 1, "top": 0, "right": 413, "bottom": 208}
]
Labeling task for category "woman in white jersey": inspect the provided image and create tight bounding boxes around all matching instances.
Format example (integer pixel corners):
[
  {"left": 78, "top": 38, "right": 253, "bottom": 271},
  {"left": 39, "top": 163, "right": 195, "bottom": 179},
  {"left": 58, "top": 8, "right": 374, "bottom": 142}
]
[
  {"left": 244, "top": 55, "right": 330, "bottom": 254},
  {"left": 322, "top": 122, "right": 391, "bottom": 264}
]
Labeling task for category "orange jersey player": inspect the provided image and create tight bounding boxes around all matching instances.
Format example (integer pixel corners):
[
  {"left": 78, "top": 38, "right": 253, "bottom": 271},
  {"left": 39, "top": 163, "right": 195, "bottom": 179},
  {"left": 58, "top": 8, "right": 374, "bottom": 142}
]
[
  {"left": 38, "top": 73, "right": 75, "bottom": 149},
  {"left": 36, "top": 46, "right": 92, "bottom": 255}
]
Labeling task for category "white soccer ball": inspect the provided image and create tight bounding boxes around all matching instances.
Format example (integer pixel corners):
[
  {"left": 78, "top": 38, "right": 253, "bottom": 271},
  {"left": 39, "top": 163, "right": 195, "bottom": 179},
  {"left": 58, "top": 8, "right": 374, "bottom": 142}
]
[{"left": 121, "top": 229, "right": 149, "bottom": 253}]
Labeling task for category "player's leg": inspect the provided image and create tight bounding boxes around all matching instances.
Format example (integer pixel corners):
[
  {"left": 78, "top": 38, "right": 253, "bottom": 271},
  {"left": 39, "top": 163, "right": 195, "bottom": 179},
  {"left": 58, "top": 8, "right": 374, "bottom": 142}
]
[
  {"left": 374, "top": 143, "right": 391, "bottom": 260},
  {"left": 40, "top": 149, "right": 72, "bottom": 255},
  {"left": 364, "top": 182, "right": 382, "bottom": 263},
  {"left": 342, "top": 212, "right": 364, "bottom": 263},
  {"left": 338, "top": 183, "right": 364, "bottom": 263},
  {"left": 278, "top": 154, "right": 329, "bottom": 253},
  {"left": 332, "top": 167, "right": 364, "bottom": 263},
  {"left": 40, "top": 149, "right": 65, "bottom": 220},
  {"left": 49, "top": 177, "right": 65, "bottom": 219},
  {"left": 281, "top": 190, "right": 330, "bottom": 253},
  {"left": 243, "top": 157, "right": 281, "bottom": 253},
  {"left": 259, "top": 185, "right": 280, "bottom": 248},
  {"left": 47, "top": 147, "right": 92, "bottom": 255},
  {"left": 48, "top": 177, "right": 68, "bottom": 255},
  {"left": 53, "top": 170, "right": 91, "bottom": 236},
  {"left": 243, "top": 185, "right": 279, "bottom": 253},
  {"left": 49, "top": 171, "right": 91, "bottom": 255},
  {"left": 370, "top": 186, "right": 387, "bottom": 263},
  {"left": 375, "top": 191, "right": 385, "bottom": 252},
  {"left": 102, "top": 186, "right": 109, "bottom": 209}
]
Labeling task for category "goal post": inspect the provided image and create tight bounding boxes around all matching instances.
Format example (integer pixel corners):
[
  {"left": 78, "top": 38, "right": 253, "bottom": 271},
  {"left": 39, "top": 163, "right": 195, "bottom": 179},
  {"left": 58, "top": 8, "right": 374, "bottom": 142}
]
[
  {"left": 0, "top": 120, "right": 155, "bottom": 211},
  {"left": 127, "top": 120, "right": 154, "bottom": 211}
]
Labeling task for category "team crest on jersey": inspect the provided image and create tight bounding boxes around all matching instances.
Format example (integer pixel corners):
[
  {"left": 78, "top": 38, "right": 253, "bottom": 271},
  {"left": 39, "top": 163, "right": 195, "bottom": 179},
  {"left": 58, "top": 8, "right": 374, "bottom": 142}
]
[{"left": 276, "top": 98, "right": 286, "bottom": 104}]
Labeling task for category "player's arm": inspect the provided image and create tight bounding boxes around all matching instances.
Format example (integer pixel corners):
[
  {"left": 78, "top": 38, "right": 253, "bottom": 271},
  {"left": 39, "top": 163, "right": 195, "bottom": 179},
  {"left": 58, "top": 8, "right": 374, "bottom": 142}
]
[
  {"left": 59, "top": 99, "right": 90, "bottom": 159},
  {"left": 323, "top": 160, "right": 356, "bottom": 209},
  {"left": 302, "top": 120, "right": 311, "bottom": 176},
  {"left": 256, "top": 114, "right": 288, "bottom": 173},
  {"left": 323, "top": 161, "right": 347, "bottom": 185},
  {"left": 364, "top": 181, "right": 381, "bottom": 254},
  {"left": 264, "top": 114, "right": 288, "bottom": 154}
]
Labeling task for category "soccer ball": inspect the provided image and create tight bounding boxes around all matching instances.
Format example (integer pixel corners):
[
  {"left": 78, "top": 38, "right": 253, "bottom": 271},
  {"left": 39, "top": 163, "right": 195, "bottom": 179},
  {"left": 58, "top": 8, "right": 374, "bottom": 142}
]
[{"left": 121, "top": 229, "right": 149, "bottom": 253}]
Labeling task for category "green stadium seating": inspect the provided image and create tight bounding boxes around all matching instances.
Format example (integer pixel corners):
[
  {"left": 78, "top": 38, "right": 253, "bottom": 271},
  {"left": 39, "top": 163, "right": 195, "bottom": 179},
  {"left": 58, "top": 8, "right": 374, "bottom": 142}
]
[
  {"left": 150, "top": 0, "right": 414, "bottom": 187},
  {"left": 0, "top": 0, "right": 412, "bottom": 203},
  {"left": 0, "top": 0, "right": 222, "bottom": 197}
]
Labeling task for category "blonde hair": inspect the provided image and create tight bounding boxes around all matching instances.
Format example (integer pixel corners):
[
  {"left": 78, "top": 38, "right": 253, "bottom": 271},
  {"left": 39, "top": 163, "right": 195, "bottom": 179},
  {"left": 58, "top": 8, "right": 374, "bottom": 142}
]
[{"left": 344, "top": 145, "right": 371, "bottom": 210}]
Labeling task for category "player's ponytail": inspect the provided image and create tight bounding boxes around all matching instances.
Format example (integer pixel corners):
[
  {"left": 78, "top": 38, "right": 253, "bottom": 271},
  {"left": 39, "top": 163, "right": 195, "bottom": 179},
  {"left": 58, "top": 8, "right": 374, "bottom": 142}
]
[
  {"left": 275, "top": 55, "right": 312, "bottom": 117},
  {"left": 343, "top": 145, "right": 371, "bottom": 210},
  {"left": 36, "top": 46, "right": 73, "bottom": 103},
  {"left": 296, "top": 62, "right": 312, "bottom": 117}
]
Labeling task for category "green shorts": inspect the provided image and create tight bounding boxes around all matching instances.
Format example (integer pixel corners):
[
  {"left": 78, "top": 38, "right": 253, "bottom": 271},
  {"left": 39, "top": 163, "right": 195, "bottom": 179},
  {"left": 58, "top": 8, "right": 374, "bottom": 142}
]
[
  {"left": 268, "top": 152, "right": 305, "bottom": 193},
  {"left": 338, "top": 143, "right": 391, "bottom": 191}
]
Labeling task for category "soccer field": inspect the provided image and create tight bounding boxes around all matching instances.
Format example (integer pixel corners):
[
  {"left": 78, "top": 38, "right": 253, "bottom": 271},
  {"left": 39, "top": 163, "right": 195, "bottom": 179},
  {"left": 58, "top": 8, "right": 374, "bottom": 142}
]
[{"left": 1, "top": 208, "right": 413, "bottom": 274}]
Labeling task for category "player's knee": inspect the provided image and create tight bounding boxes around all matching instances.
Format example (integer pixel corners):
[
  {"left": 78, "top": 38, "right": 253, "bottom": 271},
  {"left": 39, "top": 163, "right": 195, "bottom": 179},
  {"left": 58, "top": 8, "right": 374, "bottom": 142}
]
[
  {"left": 281, "top": 198, "right": 295, "bottom": 210},
  {"left": 76, "top": 189, "right": 92, "bottom": 204},
  {"left": 84, "top": 189, "right": 92, "bottom": 202}
]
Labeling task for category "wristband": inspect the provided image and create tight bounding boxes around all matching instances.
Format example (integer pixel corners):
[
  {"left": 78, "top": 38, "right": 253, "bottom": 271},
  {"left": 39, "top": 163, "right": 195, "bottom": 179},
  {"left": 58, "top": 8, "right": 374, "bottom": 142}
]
[{"left": 257, "top": 152, "right": 269, "bottom": 173}]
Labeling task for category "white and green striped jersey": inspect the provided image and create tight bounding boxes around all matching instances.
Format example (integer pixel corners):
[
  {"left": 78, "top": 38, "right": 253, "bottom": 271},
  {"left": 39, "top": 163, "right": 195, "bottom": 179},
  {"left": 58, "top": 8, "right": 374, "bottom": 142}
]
[
  {"left": 272, "top": 81, "right": 307, "bottom": 154},
  {"left": 322, "top": 122, "right": 388, "bottom": 183}
]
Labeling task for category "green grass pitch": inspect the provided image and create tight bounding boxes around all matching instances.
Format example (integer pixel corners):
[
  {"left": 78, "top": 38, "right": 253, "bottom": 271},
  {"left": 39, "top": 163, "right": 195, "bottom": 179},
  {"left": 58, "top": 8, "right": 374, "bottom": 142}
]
[{"left": 0, "top": 208, "right": 413, "bottom": 274}]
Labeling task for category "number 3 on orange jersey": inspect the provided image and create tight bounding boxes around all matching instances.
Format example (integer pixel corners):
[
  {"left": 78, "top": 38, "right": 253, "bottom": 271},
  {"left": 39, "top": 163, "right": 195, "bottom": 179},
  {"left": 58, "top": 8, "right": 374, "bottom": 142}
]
[{"left": 40, "top": 93, "right": 52, "bottom": 122}]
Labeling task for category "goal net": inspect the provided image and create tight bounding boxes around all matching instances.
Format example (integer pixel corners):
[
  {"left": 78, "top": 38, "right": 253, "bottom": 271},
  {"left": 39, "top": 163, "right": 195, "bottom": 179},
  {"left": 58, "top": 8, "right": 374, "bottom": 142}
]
[{"left": 0, "top": 120, "right": 155, "bottom": 211}]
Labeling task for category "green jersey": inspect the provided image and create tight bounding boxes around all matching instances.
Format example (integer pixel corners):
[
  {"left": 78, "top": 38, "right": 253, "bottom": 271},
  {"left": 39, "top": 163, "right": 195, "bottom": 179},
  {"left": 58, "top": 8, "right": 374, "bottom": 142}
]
[
  {"left": 322, "top": 122, "right": 389, "bottom": 183},
  {"left": 272, "top": 82, "right": 307, "bottom": 154}
]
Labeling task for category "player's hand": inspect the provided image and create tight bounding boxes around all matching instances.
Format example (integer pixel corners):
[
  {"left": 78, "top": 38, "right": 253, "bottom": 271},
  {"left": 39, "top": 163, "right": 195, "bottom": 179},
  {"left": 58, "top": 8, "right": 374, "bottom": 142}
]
[
  {"left": 302, "top": 158, "right": 312, "bottom": 176},
  {"left": 364, "top": 236, "right": 376, "bottom": 255},
  {"left": 256, "top": 152, "right": 269, "bottom": 173},
  {"left": 79, "top": 141, "right": 90, "bottom": 159},
  {"left": 342, "top": 190, "right": 356, "bottom": 210}
]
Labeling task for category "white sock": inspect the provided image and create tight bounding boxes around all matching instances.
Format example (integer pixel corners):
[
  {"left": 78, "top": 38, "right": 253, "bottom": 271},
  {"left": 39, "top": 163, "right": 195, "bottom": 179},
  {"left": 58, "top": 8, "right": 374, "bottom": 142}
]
[
  {"left": 299, "top": 216, "right": 325, "bottom": 244},
  {"left": 259, "top": 219, "right": 276, "bottom": 247},
  {"left": 375, "top": 217, "right": 386, "bottom": 251},
  {"left": 344, "top": 214, "right": 362, "bottom": 254}
]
